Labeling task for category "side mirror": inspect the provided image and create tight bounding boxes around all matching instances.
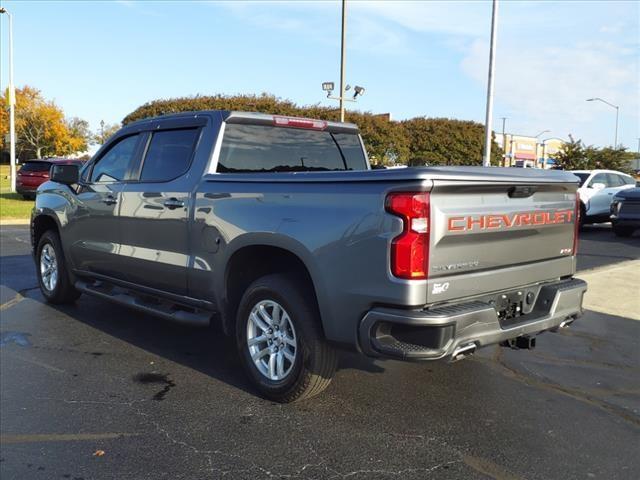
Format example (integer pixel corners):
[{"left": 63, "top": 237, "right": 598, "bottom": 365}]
[
  {"left": 50, "top": 164, "right": 79, "bottom": 185},
  {"left": 591, "top": 182, "right": 606, "bottom": 191}
]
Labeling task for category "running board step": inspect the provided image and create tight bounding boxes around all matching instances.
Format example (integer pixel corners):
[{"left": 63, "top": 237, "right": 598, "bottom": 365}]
[{"left": 75, "top": 280, "right": 211, "bottom": 327}]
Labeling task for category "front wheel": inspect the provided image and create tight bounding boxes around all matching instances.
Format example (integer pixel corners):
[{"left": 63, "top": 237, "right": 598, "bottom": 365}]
[
  {"left": 36, "top": 230, "right": 81, "bottom": 304},
  {"left": 235, "top": 274, "right": 338, "bottom": 403}
]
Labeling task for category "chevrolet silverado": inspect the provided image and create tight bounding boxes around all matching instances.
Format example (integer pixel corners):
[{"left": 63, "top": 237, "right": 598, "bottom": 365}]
[{"left": 31, "top": 111, "right": 587, "bottom": 402}]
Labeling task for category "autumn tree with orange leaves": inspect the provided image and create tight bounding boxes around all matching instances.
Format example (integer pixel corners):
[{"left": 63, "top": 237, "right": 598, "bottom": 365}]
[{"left": 1, "top": 86, "right": 90, "bottom": 160}]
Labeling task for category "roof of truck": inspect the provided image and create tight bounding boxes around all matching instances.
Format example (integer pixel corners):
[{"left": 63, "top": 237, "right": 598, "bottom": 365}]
[{"left": 124, "top": 110, "right": 359, "bottom": 134}]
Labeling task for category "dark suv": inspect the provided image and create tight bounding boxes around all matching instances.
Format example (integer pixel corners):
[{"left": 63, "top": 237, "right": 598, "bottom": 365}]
[
  {"left": 610, "top": 187, "right": 640, "bottom": 237},
  {"left": 17, "top": 158, "right": 84, "bottom": 199}
]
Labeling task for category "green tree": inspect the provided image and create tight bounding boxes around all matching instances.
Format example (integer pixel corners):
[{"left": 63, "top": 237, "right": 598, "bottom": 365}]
[
  {"left": 589, "top": 146, "right": 635, "bottom": 174},
  {"left": 65, "top": 117, "right": 92, "bottom": 153},
  {"left": 94, "top": 120, "right": 121, "bottom": 145},
  {"left": 401, "top": 117, "right": 501, "bottom": 166},
  {"left": 552, "top": 136, "right": 635, "bottom": 173},
  {"left": 123, "top": 94, "right": 498, "bottom": 168},
  {"left": 1, "top": 86, "right": 89, "bottom": 159},
  {"left": 551, "top": 137, "right": 590, "bottom": 170}
]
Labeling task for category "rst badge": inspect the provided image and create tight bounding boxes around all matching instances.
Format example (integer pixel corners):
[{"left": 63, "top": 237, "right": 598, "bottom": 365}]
[{"left": 432, "top": 282, "right": 450, "bottom": 294}]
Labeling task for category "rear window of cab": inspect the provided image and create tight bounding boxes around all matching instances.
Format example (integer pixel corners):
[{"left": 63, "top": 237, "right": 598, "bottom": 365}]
[{"left": 217, "top": 124, "right": 367, "bottom": 173}]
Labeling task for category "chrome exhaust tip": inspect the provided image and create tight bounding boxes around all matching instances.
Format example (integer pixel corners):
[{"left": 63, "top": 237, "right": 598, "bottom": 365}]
[
  {"left": 450, "top": 343, "right": 476, "bottom": 362},
  {"left": 552, "top": 317, "right": 575, "bottom": 332}
]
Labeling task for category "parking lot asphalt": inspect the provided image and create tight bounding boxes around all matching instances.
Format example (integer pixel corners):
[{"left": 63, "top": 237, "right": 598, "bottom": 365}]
[{"left": 1, "top": 224, "right": 638, "bottom": 480}]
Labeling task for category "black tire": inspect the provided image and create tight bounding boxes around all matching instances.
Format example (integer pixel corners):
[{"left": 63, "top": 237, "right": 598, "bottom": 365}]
[
  {"left": 613, "top": 225, "right": 634, "bottom": 237},
  {"left": 235, "top": 274, "right": 338, "bottom": 403},
  {"left": 36, "top": 230, "right": 81, "bottom": 304},
  {"left": 22, "top": 194, "right": 35, "bottom": 200}
]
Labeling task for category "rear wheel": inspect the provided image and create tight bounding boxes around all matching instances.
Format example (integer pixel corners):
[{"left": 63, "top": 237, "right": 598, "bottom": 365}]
[
  {"left": 36, "top": 230, "right": 81, "bottom": 304},
  {"left": 235, "top": 274, "right": 338, "bottom": 403},
  {"left": 613, "top": 225, "right": 634, "bottom": 237}
]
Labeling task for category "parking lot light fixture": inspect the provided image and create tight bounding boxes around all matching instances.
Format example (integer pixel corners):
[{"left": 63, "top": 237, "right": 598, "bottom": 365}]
[
  {"left": 322, "top": 82, "right": 335, "bottom": 95},
  {"left": 322, "top": 81, "right": 365, "bottom": 111},
  {"left": 586, "top": 97, "right": 619, "bottom": 147},
  {"left": 535, "top": 129, "right": 550, "bottom": 138}
]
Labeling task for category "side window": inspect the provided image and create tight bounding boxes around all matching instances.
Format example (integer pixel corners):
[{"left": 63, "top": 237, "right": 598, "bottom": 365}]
[
  {"left": 606, "top": 174, "right": 624, "bottom": 187},
  {"left": 90, "top": 135, "right": 140, "bottom": 183},
  {"left": 619, "top": 174, "right": 635, "bottom": 186},
  {"left": 590, "top": 173, "right": 607, "bottom": 187},
  {"left": 139, "top": 128, "right": 200, "bottom": 182}
]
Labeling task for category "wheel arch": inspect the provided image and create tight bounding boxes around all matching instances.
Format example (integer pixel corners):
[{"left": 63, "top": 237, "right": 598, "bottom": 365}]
[
  {"left": 222, "top": 243, "right": 325, "bottom": 338},
  {"left": 31, "top": 213, "right": 61, "bottom": 255}
]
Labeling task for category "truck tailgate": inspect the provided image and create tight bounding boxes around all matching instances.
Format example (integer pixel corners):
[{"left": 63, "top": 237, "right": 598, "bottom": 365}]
[{"left": 427, "top": 180, "right": 578, "bottom": 304}]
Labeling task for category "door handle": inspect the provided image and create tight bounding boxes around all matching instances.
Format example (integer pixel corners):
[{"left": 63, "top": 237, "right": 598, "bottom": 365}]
[
  {"left": 163, "top": 198, "right": 185, "bottom": 210},
  {"left": 103, "top": 195, "right": 117, "bottom": 205}
]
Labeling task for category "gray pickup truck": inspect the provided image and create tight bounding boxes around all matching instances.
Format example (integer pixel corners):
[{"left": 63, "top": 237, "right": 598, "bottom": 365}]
[{"left": 31, "top": 111, "right": 586, "bottom": 402}]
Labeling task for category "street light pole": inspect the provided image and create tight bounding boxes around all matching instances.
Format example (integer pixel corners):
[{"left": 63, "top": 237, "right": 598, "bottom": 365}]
[
  {"left": 339, "top": 0, "right": 347, "bottom": 123},
  {"left": 586, "top": 97, "right": 619, "bottom": 147},
  {"left": 534, "top": 130, "right": 550, "bottom": 168},
  {"left": 1, "top": 7, "right": 16, "bottom": 193},
  {"left": 483, "top": 0, "right": 499, "bottom": 167},
  {"left": 500, "top": 117, "right": 507, "bottom": 166}
]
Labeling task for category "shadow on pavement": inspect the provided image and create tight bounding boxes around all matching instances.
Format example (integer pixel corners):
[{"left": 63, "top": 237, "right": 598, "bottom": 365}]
[
  {"left": 577, "top": 224, "right": 639, "bottom": 271},
  {"left": 15, "top": 281, "right": 386, "bottom": 400}
]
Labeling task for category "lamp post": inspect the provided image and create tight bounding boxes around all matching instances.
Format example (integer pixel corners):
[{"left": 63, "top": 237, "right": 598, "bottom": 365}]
[
  {"left": 535, "top": 129, "right": 550, "bottom": 138},
  {"left": 339, "top": 0, "right": 346, "bottom": 122},
  {"left": 0, "top": 7, "right": 16, "bottom": 193},
  {"left": 534, "top": 130, "right": 550, "bottom": 168},
  {"left": 482, "top": 0, "right": 499, "bottom": 167},
  {"left": 322, "top": 1, "right": 365, "bottom": 122},
  {"left": 586, "top": 97, "right": 619, "bottom": 147},
  {"left": 500, "top": 117, "right": 507, "bottom": 166}
]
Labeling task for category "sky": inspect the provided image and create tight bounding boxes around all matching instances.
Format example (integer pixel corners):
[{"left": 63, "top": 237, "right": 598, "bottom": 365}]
[{"left": 0, "top": 0, "right": 638, "bottom": 151}]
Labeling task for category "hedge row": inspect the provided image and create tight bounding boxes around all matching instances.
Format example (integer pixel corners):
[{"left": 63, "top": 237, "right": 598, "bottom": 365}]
[{"left": 123, "top": 93, "right": 501, "bottom": 166}]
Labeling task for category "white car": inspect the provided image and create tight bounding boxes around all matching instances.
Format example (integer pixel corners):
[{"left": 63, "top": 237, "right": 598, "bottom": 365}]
[{"left": 572, "top": 169, "right": 636, "bottom": 225}]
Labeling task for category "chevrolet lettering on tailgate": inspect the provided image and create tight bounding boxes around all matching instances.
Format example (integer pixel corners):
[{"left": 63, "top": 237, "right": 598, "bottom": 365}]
[{"left": 447, "top": 209, "right": 574, "bottom": 232}]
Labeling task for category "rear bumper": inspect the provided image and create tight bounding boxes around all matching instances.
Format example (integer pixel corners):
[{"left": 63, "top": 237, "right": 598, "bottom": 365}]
[
  {"left": 16, "top": 185, "right": 37, "bottom": 195},
  {"left": 358, "top": 278, "right": 587, "bottom": 361}
]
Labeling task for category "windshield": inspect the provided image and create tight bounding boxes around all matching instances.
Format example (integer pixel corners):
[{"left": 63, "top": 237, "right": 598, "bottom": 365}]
[{"left": 573, "top": 173, "right": 590, "bottom": 187}]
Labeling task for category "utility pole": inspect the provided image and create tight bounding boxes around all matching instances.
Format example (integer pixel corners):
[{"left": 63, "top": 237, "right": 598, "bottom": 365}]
[
  {"left": 339, "top": 0, "right": 347, "bottom": 122},
  {"left": 482, "top": 0, "right": 499, "bottom": 167},
  {"left": 1, "top": 7, "right": 16, "bottom": 192}
]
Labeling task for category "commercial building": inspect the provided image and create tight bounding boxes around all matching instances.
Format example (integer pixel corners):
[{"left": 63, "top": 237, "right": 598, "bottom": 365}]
[{"left": 495, "top": 134, "right": 564, "bottom": 169}]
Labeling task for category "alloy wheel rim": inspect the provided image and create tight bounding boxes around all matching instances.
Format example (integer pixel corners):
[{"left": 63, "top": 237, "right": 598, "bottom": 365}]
[
  {"left": 246, "top": 300, "right": 297, "bottom": 381},
  {"left": 40, "top": 243, "right": 58, "bottom": 292}
]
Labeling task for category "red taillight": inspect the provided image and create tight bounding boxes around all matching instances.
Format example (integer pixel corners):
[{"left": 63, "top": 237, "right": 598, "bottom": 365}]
[
  {"left": 273, "top": 116, "right": 327, "bottom": 130},
  {"left": 573, "top": 193, "right": 580, "bottom": 255},
  {"left": 385, "top": 192, "right": 430, "bottom": 279}
]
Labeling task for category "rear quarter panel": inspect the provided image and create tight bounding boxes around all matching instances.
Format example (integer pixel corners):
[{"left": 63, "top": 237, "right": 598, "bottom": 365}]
[{"left": 189, "top": 176, "right": 430, "bottom": 345}]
